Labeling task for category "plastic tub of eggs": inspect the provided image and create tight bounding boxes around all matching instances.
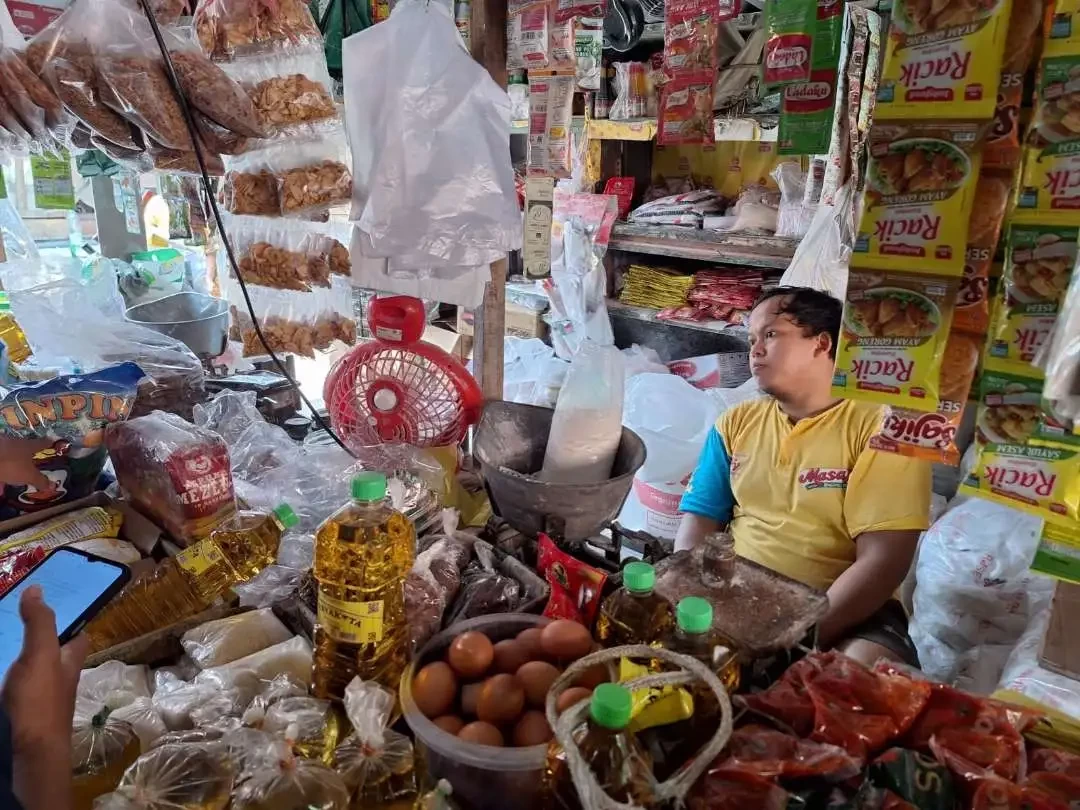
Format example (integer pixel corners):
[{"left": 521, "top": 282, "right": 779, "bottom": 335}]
[{"left": 400, "top": 612, "right": 604, "bottom": 810}]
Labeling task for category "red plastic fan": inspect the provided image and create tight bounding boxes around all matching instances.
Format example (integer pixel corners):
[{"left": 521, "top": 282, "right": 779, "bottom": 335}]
[{"left": 324, "top": 296, "right": 483, "bottom": 448}]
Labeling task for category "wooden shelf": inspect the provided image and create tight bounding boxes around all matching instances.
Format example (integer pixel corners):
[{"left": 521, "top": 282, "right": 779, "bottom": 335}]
[
  {"left": 588, "top": 118, "right": 659, "bottom": 141},
  {"left": 587, "top": 116, "right": 778, "bottom": 143},
  {"left": 608, "top": 223, "right": 798, "bottom": 269}
]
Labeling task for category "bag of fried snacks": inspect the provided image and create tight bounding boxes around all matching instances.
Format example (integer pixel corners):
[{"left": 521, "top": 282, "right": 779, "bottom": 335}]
[
  {"left": 224, "top": 215, "right": 333, "bottom": 292},
  {"left": 93, "top": 742, "right": 235, "bottom": 810},
  {"left": 231, "top": 736, "right": 350, "bottom": 810},
  {"left": 869, "top": 329, "right": 981, "bottom": 465},
  {"left": 957, "top": 170, "right": 1012, "bottom": 335},
  {"left": 194, "top": 0, "right": 322, "bottom": 62},
  {"left": 167, "top": 47, "right": 266, "bottom": 140},
  {"left": 832, "top": 269, "right": 959, "bottom": 411},
  {"left": 987, "top": 224, "right": 1077, "bottom": 374},
  {"left": 332, "top": 678, "right": 417, "bottom": 808},
  {"left": 0, "top": 505, "right": 122, "bottom": 556},
  {"left": 221, "top": 51, "right": 337, "bottom": 137},
  {"left": 147, "top": 139, "right": 226, "bottom": 177}
]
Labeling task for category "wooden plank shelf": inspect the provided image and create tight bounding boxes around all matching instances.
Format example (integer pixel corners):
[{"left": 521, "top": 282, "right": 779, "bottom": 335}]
[{"left": 608, "top": 222, "right": 798, "bottom": 270}]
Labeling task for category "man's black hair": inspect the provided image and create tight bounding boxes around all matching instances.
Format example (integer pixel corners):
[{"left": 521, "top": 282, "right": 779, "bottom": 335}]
[{"left": 752, "top": 286, "right": 843, "bottom": 359}]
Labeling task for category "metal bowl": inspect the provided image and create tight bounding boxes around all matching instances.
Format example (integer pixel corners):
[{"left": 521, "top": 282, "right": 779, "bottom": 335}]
[
  {"left": 125, "top": 292, "right": 229, "bottom": 359},
  {"left": 474, "top": 400, "right": 646, "bottom": 541}
]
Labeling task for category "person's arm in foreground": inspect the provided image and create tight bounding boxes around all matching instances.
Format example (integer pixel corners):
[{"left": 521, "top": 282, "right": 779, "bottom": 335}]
[
  {"left": 817, "top": 529, "right": 919, "bottom": 648},
  {"left": 674, "top": 426, "right": 735, "bottom": 552},
  {"left": 1, "top": 585, "right": 89, "bottom": 810}
]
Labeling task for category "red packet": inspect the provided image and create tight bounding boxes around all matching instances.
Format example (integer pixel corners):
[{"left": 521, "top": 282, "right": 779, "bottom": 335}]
[
  {"left": 657, "top": 70, "right": 715, "bottom": 146},
  {"left": 602, "top": 176, "right": 635, "bottom": 219},
  {"left": 536, "top": 533, "right": 608, "bottom": 626}
]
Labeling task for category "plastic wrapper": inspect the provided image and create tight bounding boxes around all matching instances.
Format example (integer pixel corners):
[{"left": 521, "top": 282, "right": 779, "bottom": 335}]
[
  {"left": 657, "top": 70, "right": 715, "bottom": 146},
  {"left": 222, "top": 168, "right": 279, "bottom": 215},
  {"left": 998, "top": 609, "right": 1080, "bottom": 723},
  {"left": 196, "top": 635, "right": 314, "bottom": 691},
  {"left": 526, "top": 71, "right": 573, "bottom": 177},
  {"left": 772, "top": 162, "right": 814, "bottom": 240},
  {"left": 416, "top": 781, "right": 460, "bottom": 810},
  {"left": 169, "top": 48, "right": 265, "bottom": 139},
  {"left": 80, "top": 661, "right": 153, "bottom": 704},
  {"left": 0, "top": 362, "right": 142, "bottom": 517},
  {"left": 231, "top": 737, "right": 350, "bottom": 810},
  {"left": 664, "top": 0, "right": 718, "bottom": 73},
  {"left": 96, "top": 49, "right": 194, "bottom": 151},
  {"left": 151, "top": 680, "right": 221, "bottom": 731},
  {"left": 92, "top": 133, "right": 152, "bottom": 171},
  {"left": 194, "top": 0, "right": 321, "bottom": 62},
  {"left": 506, "top": 0, "right": 548, "bottom": 70},
  {"left": 226, "top": 276, "right": 356, "bottom": 358},
  {"left": 260, "top": 695, "right": 340, "bottom": 761},
  {"left": 105, "top": 411, "right": 236, "bottom": 547},
  {"left": 226, "top": 215, "right": 334, "bottom": 291},
  {"left": 332, "top": 678, "right": 416, "bottom": 806},
  {"left": 111, "top": 698, "right": 169, "bottom": 752},
  {"left": 147, "top": 139, "right": 225, "bottom": 177},
  {"left": 541, "top": 341, "right": 624, "bottom": 483},
  {"left": 969, "top": 781, "right": 1068, "bottom": 810},
  {"left": 224, "top": 52, "right": 336, "bottom": 136},
  {"left": 44, "top": 50, "right": 139, "bottom": 150},
  {"left": 3, "top": 47, "right": 64, "bottom": 132},
  {"left": 96, "top": 741, "right": 235, "bottom": 810},
  {"left": 0, "top": 546, "right": 46, "bottom": 595},
  {"left": 763, "top": 0, "right": 813, "bottom": 88},
  {"left": 0, "top": 46, "right": 47, "bottom": 140},
  {"left": 224, "top": 138, "right": 351, "bottom": 217},
  {"left": 148, "top": 0, "right": 188, "bottom": 24},
  {"left": 181, "top": 608, "right": 293, "bottom": 670},
  {"left": 1029, "top": 747, "right": 1080, "bottom": 778},
  {"left": 69, "top": 122, "right": 93, "bottom": 150},
  {"left": 72, "top": 706, "right": 141, "bottom": 806},
  {"left": 713, "top": 725, "right": 862, "bottom": 782},
  {"left": 194, "top": 111, "right": 249, "bottom": 156},
  {"left": 0, "top": 505, "right": 123, "bottom": 558},
  {"left": 404, "top": 509, "right": 474, "bottom": 649},
  {"left": 446, "top": 541, "right": 521, "bottom": 624},
  {"left": 687, "top": 769, "right": 798, "bottom": 810},
  {"left": 868, "top": 747, "right": 957, "bottom": 810},
  {"left": 1039, "top": 254, "right": 1080, "bottom": 442}
]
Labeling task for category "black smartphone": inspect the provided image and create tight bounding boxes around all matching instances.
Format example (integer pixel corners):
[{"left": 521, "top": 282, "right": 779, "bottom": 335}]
[{"left": 0, "top": 547, "right": 130, "bottom": 678}]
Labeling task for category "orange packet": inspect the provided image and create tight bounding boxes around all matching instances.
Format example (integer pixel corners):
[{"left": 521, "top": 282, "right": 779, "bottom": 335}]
[{"left": 955, "top": 169, "right": 1013, "bottom": 334}]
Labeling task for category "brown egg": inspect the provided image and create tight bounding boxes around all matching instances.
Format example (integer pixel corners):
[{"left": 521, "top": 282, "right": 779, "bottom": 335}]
[
  {"left": 516, "top": 661, "right": 561, "bottom": 708},
  {"left": 476, "top": 673, "right": 525, "bottom": 725},
  {"left": 448, "top": 631, "right": 495, "bottom": 679},
  {"left": 432, "top": 715, "right": 465, "bottom": 735},
  {"left": 575, "top": 661, "right": 610, "bottom": 690},
  {"left": 492, "top": 639, "right": 530, "bottom": 674},
  {"left": 412, "top": 662, "right": 457, "bottom": 718},
  {"left": 512, "top": 711, "right": 553, "bottom": 747},
  {"left": 458, "top": 721, "right": 504, "bottom": 747},
  {"left": 540, "top": 620, "right": 593, "bottom": 662},
  {"left": 555, "top": 686, "right": 592, "bottom": 714},
  {"left": 461, "top": 681, "right": 485, "bottom": 716},
  {"left": 516, "top": 627, "right": 545, "bottom": 659}
]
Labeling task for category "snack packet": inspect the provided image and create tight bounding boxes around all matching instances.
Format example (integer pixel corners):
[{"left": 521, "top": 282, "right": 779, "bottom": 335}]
[
  {"left": 574, "top": 18, "right": 603, "bottom": 90},
  {"left": 778, "top": 0, "right": 845, "bottom": 156},
  {"left": 986, "top": 224, "right": 1077, "bottom": 373},
  {"left": 194, "top": 0, "right": 322, "bottom": 62},
  {"left": 854, "top": 120, "right": 985, "bottom": 276},
  {"left": 763, "top": 0, "right": 815, "bottom": 88},
  {"left": 832, "top": 269, "right": 958, "bottom": 411},
  {"left": 956, "top": 170, "right": 1012, "bottom": 334},
  {"left": 507, "top": 0, "right": 550, "bottom": 70},
  {"left": 0, "top": 362, "right": 142, "bottom": 518},
  {"left": 1031, "top": 521, "right": 1080, "bottom": 582},
  {"left": 657, "top": 70, "right": 715, "bottom": 146},
  {"left": 527, "top": 71, "right": 575, "bottom": 177},
  {"left": 664, "top": 0, "right": 718, "bottom": 74},
  {"left": 875, "top": 0, "right": 1012, "bottom": 120},
  {"left": 0, "top": 505, "right": 123, "bottom": 556},
  {"left": 536, "top": 532, "right": 608, "bottom": 625}
]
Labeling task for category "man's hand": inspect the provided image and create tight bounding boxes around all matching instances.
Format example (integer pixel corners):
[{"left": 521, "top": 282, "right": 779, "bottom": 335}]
[
  {"left": 1, "top": 585, "right": 89, "bottom": 810},
  {"left": 0, "top": 437, "right": 54, "bottom": 491},
  {"left": 674, "top": 514, "right": 723, "bottom": 553}
]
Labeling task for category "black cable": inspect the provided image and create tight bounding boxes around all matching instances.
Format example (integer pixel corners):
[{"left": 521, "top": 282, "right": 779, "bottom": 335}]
[{"left": 136, "top": 0, "right": 356, "bottom": 458}]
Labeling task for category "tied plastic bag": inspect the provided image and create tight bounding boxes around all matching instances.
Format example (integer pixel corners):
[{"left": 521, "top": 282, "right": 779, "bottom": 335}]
[
  {"left": 196, "top": 635, "right": 314, "bottom": 691},
  {"left": 111, "top": 698, "right": 169, "bottom": 751},
  {"left": 332, "top": 678, "right": 417, "bottom": 807},
  {"left": 342, "top": 0, "right": 520, "bottom": 304},
  {"left": 619, "top": 373, "right": 720, "bottom": 541},
  {"left": 260, "top": 696, "right": 341, "bottom": 762},
  {"left": 779, "top": 182, "right": 854, "bottom": 300},
  {"left": 79, "top": 661, "right": 153, "bottom": 704},
  {"left": 772, "top": 162, "right": 815, "bottom": 240},
  {"left": 405, "top": 509, "right": 475, "bottom": 650},
  {"left": 94, "top": 741, "right": 235, "bottom": 810},
  {"left": 232, "top": 736, "right": 350, "bottom": 810},
  {"left": 72, "top": 706, "right": 141, "bottom": 805},
  {"left": 541, "top": 342, "right": 625, "bottom": 483},
  {"left": 181, "top": 608, "right": 293, "bottom": 670}
]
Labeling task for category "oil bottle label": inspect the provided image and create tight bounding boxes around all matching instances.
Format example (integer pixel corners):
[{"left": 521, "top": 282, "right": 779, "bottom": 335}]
[
  {"left": 176, "top": 539, "right": 226, "bottom": 577},
  {"left": 317, "top": 593, "right": 384, "bottom": 644}
]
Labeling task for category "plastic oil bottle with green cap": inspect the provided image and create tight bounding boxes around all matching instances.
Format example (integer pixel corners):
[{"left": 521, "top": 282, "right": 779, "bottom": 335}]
[
  {"left": 312, "top": 471, "right": 416, "bottom": 701},
  {"left": 595, "top": 561, "right": 674, "bottom": 647},
  {"left": 544, "top": 683, "right": 657, "bottom": 810},
  {"left": 208, "top": 503, "right": 300, "bottom": 584},
  {"left": 667, "top": 596, "right": 740, "bottom": 692}
]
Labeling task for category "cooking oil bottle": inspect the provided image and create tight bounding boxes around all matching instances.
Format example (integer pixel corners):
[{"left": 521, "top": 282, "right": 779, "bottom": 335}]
[
  {"left": 312, "top": 472, "right": 415, "bottom": 701},
  {"left": 84, "top": 503, "right": 297, "bottom": 651},
  {"left": 595, "top": 561, "right": 673, "bottom": 647},
  {"left": 0, "top": 292, "right": 31, "bottom": 365},
  {"left": 666, "top": 596, "right": 740, "bottom": 692},
  {"left": 544, "top": 683, "right": 657, "bottom": 810}
]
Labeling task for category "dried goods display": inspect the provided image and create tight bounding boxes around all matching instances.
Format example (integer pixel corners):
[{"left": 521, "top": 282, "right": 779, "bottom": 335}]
[
  {"left": 279, "top": 159, "right": 352, "bottom": 215},
  {"left": 194, "top": 0, "right": 321, "bottom": 62}
]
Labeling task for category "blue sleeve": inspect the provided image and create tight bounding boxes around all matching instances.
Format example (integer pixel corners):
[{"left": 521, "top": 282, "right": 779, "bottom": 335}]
[{"left": 678, "top": 426, "right": 735, "bottom": 523}]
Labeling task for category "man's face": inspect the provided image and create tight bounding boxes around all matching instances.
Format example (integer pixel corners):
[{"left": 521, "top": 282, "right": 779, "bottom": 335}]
[{"left": 748, "top": 296, "right": 833, "bottom": 398}]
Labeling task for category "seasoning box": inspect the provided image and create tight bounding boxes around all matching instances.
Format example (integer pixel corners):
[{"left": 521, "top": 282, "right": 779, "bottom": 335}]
[
  {"left": 854, "top": 120, "right": 985, "bottom": 275},
  {"left": 986, "top": 223, "right": 1077, "bottom": 373},
  {"left": 831, "top": 269, "right": 958, "bottom": 411},
  {"left": 875, "top": 0, "right": 1012, "bottom": 120}
]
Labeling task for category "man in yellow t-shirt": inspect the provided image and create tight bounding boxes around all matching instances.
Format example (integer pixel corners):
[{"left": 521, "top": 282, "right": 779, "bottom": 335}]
[{"left": 675, "top": 287, "right": 931, "bottom": 666}]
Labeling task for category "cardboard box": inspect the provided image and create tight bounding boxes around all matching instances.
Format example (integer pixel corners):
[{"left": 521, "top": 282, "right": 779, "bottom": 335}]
[
  {"left": 456, "top": 303, "right": 548, "bottom": 341},
  {"left": 422, "top": 324, "right": 472, "bottom": 364},
  {"left": 1040, "top": 580, "right": 1080, "bottom": 683}
]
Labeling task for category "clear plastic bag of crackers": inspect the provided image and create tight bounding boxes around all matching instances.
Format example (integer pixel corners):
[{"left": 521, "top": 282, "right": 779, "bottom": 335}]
[
  {"left": 332, "top": 677, "right": 417, "bottom": 808},
  {"left": 194, "top": 0, "right": 322, "bottom": 62}
]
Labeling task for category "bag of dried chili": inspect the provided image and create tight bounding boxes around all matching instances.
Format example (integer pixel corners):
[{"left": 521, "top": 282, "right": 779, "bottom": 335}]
[
  {"left": 713, "top": 725, "right": 863, "bottom": 782},
  {"left": 740, "top": 655, "right": 820, "bottom": 736}
]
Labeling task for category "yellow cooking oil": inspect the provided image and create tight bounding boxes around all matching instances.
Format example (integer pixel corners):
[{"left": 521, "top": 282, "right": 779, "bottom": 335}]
[
  {"left": 595, "top": 561, "right": 674, "bottom": 648},
  {"left": 0, "top": 292, "right": 31, "bottom": 365},
  {"left": 312, "top": 472, "right": 415, "bottom": 701},
  {"left": 84, "top": 504, "right": 297, "bottom": 651}
]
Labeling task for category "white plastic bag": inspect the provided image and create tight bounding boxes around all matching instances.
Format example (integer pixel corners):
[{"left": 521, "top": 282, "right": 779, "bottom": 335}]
[
  {"left": 181, "top": 608, "right": 293, "bottom": 670},
  {"left": 779, "top": 182, "right": 854, "bottom": 300},
  {"left": 196, "top": 635, "right": 314, "bottom": 690},
  {"left": 909, "top": 499, "right": 1056, "bottom": 684},
  {"left": 342, "top": 0, "right": 520, "bottom": 280},
  {"left": 541, "top": 342, "right": 625, "bottom": 483},
  {"left": 998, "top": 608, "right": 1080, "bottom": 721},
  {"left": 503, "top": 336, "right": 568, "bottom": 407},
  {"left": 618, "top": 373, "right": 719, "bottom": 540},
  {"left": 772, "top": 162, "right": 815, "bottom": 240}
]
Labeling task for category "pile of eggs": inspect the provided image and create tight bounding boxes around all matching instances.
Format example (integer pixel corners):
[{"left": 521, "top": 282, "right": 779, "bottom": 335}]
[{"left": 410, "top": 620, "right": 608, "bottom": 748}]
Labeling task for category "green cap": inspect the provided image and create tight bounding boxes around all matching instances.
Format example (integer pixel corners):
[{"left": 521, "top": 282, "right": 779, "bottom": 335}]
[
  {"left": 590, "top": 683, "right": 632, "bottom": 730},
  {"left": 352, "top": 472, "right": 387, "bottom": 502},
  {"left": 677, "top": 597, "right": 713, "bottom": 635},
  {"left": 623, "top": 561, "right": 655, "bottom": 594},
  {"left": 272, "top": 503, "right": 299, "bottom": 529}
]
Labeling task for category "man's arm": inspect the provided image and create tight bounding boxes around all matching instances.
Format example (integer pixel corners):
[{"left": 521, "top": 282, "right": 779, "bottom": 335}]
[
  {"left": 674, "top": 426, "right": 735, "bottom": 552},
  {"left": 817, "top": 529, "right": 919, "bottom": 648}
]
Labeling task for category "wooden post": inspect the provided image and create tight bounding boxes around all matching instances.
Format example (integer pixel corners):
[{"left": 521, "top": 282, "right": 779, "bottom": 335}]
[{"left": 470, "top": 0, "right": 508, "bottom": 400}]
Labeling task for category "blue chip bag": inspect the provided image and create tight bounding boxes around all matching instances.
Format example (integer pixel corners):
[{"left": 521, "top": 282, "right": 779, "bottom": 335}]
[{"left": 0, "top": 362, "right": 144, "bottom": 518}]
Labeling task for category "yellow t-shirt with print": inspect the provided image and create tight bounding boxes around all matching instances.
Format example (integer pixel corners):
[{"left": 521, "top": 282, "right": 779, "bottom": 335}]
[{"left": 681, "top": 398, "right": 931, "bottom": 592}]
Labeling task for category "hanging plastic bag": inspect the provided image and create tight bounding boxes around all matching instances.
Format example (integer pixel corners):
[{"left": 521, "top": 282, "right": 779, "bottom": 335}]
[
  {"left": 342, "top": 0, "right": 520, "bottom": 270},
  {"left": 332, "top": 678, "right": 417, "bottom": 807},
  {"left": 194, "top": 0, "right": 322, "bottom": 62},
  {"left": 541, "top": 341, "right": 625, "bottom": 483},
  {"left": 220, "top": 50, "right": 337, "bottom": 138},
  {"left": 779, "top": 182, "right": 853, "bottom": 300}
]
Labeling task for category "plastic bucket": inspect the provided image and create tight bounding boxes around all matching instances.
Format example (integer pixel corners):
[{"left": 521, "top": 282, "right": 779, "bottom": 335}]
[{"left": 400, "top": 613, "right": 552, "bottom": 810}]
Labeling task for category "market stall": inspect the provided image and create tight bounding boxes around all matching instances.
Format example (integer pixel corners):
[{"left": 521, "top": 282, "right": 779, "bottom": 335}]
[{"left": 0, "top": 0, "right": 1075, "bottom": 809}]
